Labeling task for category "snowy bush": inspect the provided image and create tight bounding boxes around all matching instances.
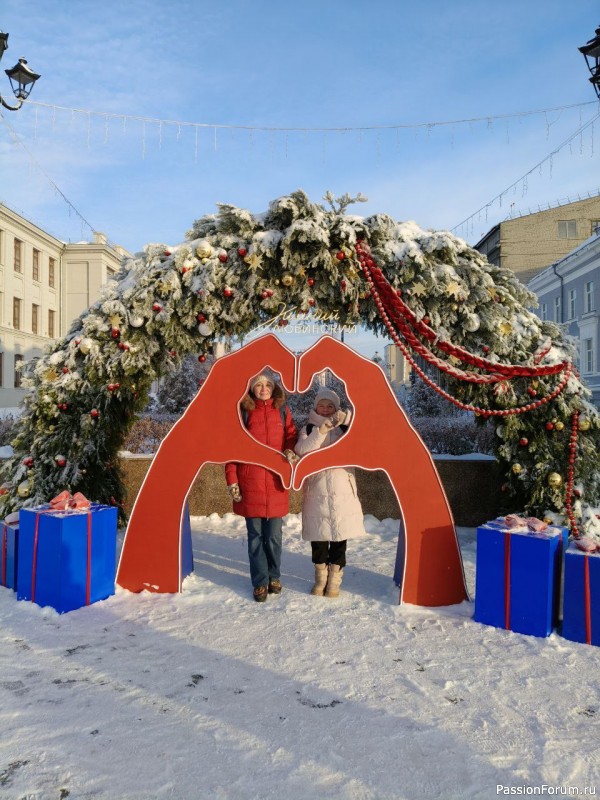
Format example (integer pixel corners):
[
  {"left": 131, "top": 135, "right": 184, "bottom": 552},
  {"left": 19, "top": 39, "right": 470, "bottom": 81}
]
[{"left": 409, "top": 416, "right": 494, "bottom": 455}]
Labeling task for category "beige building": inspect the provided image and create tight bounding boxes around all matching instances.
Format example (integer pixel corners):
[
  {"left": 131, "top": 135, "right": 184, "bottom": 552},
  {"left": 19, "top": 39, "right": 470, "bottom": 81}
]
[
  {"left": 384, "top": 343, "right": 412, "bottom": 386},
  {"left": 475, "top": 193, "right": 600, "bottom": 284},
  {"left": 0, "top": 204, "right": 129, "bottom": 408}
]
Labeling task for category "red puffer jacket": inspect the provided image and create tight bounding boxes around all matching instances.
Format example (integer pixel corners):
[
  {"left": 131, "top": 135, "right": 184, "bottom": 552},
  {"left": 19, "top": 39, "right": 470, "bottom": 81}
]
[{"left": 225, "top": 398, "right": 297, "bottom": 518}]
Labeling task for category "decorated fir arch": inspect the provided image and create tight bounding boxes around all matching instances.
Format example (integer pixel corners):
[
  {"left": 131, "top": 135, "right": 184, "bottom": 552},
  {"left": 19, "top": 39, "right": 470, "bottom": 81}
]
[{"left": 2, "top": 190, "right": 600, "bottom": 542}]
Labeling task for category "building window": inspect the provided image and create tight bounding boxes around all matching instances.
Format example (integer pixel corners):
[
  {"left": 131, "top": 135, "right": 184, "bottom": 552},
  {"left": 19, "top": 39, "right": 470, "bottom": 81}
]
[
  {"left": 32, "top": 303, "right": 39, "bottom": 335},
  {"left": 0, "top": 352, "right": 3, "bottom": 387},
  {"left": 585, "top": 281, "right": 595, "bottom": 314},
  {"left": 568, "top": 289, "right": 576, "bottom": 320},
  {"left": 557, "top": 220, "right": 578, "bottom": 239},
  {"left": 540, "top": 303, "right": 547, "bottom": 321},
  {"left": 13, "top": 297, "right": 22, "bottom": 330},
  {"left": 48, "top": 257, "right": 56, "bottom": 288},
  {"left": 14, "top": 354, "right": 23, "bottom": 389},
  {"left": 583, "top": 338, "right": 594, "bottom": 374},
  {"left": 14, "top": 239, "right": 22, "bottom": 273},
  {"left": 32, "top": 249, "right": 40, "bottom": 281},
  {"left": 0, "top": 229, "right": 4, "bottom": 265},
  {"left": 592, "top": 220, "right": 600, "bottom": 234},
  {"left": 48, "top": 309, "right": 55, "bottom": 338},
  {"left": 554, "top": 296, "right": 561, "bottom": 322}
]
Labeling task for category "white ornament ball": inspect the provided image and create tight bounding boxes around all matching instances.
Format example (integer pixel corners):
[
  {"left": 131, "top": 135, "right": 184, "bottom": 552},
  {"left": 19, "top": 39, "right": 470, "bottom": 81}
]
[
  {"left": 129, "top": 315, "right": 145, "bottom": 328},
  {"left": 198, "top": 323, "right": 212, "bottom": 337},
  {"left": 17, "top": 481, "right": 31, "bottom": 498},
  {"left": 196, "top": 240, "right": 212, "bottom": 259},
  {"left": 79, "top": 337, "right": 93, "bottom": 354}
]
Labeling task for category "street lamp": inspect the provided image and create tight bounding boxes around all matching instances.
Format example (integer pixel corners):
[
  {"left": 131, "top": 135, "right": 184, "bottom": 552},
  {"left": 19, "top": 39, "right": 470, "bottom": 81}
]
[
  {"left": 0, "top": 30, "right": 41, "bottom": 110},
  {"left": 579, "top": 25, "right": 600, "bottom": 99}
]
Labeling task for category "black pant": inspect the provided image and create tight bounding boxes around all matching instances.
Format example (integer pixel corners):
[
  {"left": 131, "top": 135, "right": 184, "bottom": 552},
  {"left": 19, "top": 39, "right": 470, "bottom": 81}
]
[{"left": 311, "top": 540, "right": 347, "bottom": 568}]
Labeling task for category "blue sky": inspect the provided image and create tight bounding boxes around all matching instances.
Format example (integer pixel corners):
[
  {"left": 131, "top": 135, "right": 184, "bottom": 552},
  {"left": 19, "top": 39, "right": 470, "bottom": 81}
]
[{"left": 1, "top": 0, "right": 599, "bottom": 356}]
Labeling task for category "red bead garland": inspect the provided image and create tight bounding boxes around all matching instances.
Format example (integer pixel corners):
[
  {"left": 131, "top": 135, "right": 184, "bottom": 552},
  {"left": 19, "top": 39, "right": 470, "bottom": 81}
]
[
  {"left": 355, "top": 240, "right": 572, "bottom": 417},
  {"left": 564, "top": 411, "right": 580, "bottom": 538}
]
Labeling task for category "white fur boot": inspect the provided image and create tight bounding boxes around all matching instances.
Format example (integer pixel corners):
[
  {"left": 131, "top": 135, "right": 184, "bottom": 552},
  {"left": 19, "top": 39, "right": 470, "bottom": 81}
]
[
  {"left": 310, "top": 563, "right": 328, "bottom": 596},
  {"left": 325, "top": 564, "right": 343, "bottom": 598}
]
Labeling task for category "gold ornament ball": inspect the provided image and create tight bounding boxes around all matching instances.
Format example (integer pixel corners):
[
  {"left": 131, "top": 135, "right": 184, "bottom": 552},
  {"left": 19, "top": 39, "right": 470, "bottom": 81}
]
[
  {"left": 274, "top": 279, "right": 280, "bottom": 285},
  {"left": 543, "top": 517, "right": 554, "bottom": 524},
  {"left": 195, "top": 240, "right": 212, "bottom": 259},
  {"left": 17, "top": 481, "right": 31, "bottom": 498},
  {"left": 281, "top": 274, "right": 294, "bottom": 287},
  {"left": 554, "top": 421, "right": 565, "bottom": 431},
  {"left": 547, "top": 472, "right": 563, "bottom": 488},
  {"left": 578, "top": 416, "right": 591, "bottom": 431},
  {"left": 512, "top": 463, "right": 523, "bottom": 474}
]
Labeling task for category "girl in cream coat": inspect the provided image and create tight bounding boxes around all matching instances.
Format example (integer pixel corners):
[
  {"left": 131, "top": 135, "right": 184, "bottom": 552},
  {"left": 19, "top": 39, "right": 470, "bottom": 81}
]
[{"left": 294, "top": 389, "right": 366, "bottom": 597}]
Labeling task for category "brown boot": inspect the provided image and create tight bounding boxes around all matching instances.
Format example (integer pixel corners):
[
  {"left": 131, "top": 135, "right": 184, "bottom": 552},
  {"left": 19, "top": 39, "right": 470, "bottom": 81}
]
[
  {"left": 325, "top": 564, "right": 344, "bottom": 598},
  {"left": 310, "top": 563, "right": 328, "bottom": 596}
]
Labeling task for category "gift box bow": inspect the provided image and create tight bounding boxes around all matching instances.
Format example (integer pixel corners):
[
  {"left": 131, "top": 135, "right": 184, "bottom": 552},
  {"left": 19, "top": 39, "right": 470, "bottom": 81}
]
[
  {"left": 503, "top": 514, "right": 550, "bottom": 533},
  {"left": 49, "top": 491, "right": 91, "bottom": 511}
]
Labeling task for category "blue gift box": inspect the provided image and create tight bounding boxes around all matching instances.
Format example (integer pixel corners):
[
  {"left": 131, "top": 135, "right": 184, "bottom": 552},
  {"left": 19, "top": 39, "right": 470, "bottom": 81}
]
[
  {"left": 561, "top": 544, "right": 600, "bottom": 647},
  {"left": 181, "top": 503, "right": 194, "bottom": 580},
  {"left": 1, "top": 519, "right": 19, "bottom": 591},
  {"left": 474, "top": 521, "right": 568, "bottom": 638},
  {"left": 17, "top": 504, "right": 118, "bottom": 613}
]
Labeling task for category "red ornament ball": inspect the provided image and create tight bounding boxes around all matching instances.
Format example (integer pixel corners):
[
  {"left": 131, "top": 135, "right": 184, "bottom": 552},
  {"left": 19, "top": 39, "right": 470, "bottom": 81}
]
[
  {"left": 223, "top": 288, "right": 234, "bottom": 298},
  {"left": 237, "top": 247, "right": 247, "bottom": 258},
  {"left": 56, "top": 458, "right": 66, "bottom": 468},
  {"left": 340, "top": 280, "right": 347, "bottom": 290},
  {"left": 308, "top": 278, "right": 315, "bottom": 287},
  {"left": 218, "top": 253, "right": 228, "bottom": 263},
  {"left": 545, "top": 422, "right": 555, "bottom": 431},
  {"left": 90, "top": 409, "right": 99, "bottom": 418},
  {"left": 61, "top": 367, "right": 69, "bottom": 374},
  {"left": 482, "top": 345, "right": 490, "bottom": 353},
  {"left": 266, "top": 289, "right": 274, "bottom": 297},
  {"left": 23, "top": 456, "right": 34, "bottom": 468},
  {"left": 152, "top": 302, "right": 162, "bottom": 312},
  {"left": 519, "top": 437, "right": 529, "bottom": 447},
  {"left": 196, "top": 313, "right": 206, "bottom": 322},
  {"left": 111, "top": 328, "right": 120, "bottom": 338},
  {"left": 336, "top": 251, "right": 345, "bottom": 261},
  {"left": 198, "top": 355, "right": 207, "bottom": 363},
  {"left": 527, "top": 387, "right": 537, "bottom": 397},
  {"left": 261, "top": 291, "right": 268, "bottom": 299}
]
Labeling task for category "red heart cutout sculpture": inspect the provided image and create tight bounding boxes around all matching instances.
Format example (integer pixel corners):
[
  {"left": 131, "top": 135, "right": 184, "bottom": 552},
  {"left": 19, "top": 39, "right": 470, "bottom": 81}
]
[{"left": 117, "top": 334, "right": 467, "bottom": 606}]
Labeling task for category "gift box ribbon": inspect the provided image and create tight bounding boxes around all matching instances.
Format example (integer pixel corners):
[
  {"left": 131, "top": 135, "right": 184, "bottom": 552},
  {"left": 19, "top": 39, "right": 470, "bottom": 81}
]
[
  {"left": 30, "top": 509, "right": 93, "bottom": 606},
  {"left": 504, "top": 532, "right": 511, "bottom": 630},
  {"left": 584, "top": 555, "right": 592, "bottom": 646}
]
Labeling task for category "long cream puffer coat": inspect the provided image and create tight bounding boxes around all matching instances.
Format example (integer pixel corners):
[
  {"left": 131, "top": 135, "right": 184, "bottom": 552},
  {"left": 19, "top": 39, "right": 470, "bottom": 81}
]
[{"left": 294, "top": 410, "right": 367, "bottom": 542}]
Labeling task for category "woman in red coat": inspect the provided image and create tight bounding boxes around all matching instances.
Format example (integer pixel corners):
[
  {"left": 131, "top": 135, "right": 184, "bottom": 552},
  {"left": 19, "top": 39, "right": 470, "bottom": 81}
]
[{"left": 226, "top": 373, "right": 297, "bottom": 602}]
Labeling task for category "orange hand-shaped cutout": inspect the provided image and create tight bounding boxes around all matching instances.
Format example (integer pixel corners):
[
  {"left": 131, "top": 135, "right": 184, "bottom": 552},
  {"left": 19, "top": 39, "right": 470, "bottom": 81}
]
[
  {"left": 117, "top": 334, "right": 296, "bottom": 593},
  {"left": 294, "top": 337, "right": 467, "bottom": 606},
  {"left": 117, "top": 333, "right": 468, "bottom": 606}
]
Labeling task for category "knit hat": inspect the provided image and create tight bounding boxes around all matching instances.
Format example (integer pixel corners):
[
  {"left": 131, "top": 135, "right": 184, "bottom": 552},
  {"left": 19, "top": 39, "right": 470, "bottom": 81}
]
[
  {"left": 314, "top": 388, "right": 341, "bottom": 411},
  {"left": 249, "top": 372, "right": 275, "bottom": 391}
]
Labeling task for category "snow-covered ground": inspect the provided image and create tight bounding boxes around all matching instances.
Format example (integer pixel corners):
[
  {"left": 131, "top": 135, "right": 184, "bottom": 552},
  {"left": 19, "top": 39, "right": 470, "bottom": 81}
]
[{"left": 0, "top": 514, "right": 598, "bottom": 800}]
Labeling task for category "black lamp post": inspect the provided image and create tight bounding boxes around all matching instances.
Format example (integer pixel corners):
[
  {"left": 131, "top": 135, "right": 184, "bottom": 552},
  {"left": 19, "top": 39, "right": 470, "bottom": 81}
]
[
  {"left": 0, "top": 30, "right": 41, "bottom": 110},
  {"left": 579, "top": 25, "right": 600, "bottom": 99}
]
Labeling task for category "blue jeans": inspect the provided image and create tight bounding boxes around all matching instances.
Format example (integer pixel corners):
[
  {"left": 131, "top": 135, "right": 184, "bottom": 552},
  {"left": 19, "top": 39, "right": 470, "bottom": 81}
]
[{"left": 245, "top": 517, "right": 283, "bottom": 588}]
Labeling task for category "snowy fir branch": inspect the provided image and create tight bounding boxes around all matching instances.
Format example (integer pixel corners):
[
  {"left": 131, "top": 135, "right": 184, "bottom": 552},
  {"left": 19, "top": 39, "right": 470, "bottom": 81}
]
[{"left": 1, "top": 189, "right": 599, "bottom": 538}]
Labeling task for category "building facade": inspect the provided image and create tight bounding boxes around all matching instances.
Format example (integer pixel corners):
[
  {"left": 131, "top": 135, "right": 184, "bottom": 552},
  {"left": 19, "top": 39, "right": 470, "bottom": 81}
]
[
  {"left": 0, "top": 204, "right": 129, "bottom": 408},
  {"left": 528, "top": 228, "right": 600, "bottom": 407},
  {"left": 475, "top": 193, "right": 600, "bottom": 284},
  {"left": 383, "top": 343, "right": 412, "bottom": 387}
]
